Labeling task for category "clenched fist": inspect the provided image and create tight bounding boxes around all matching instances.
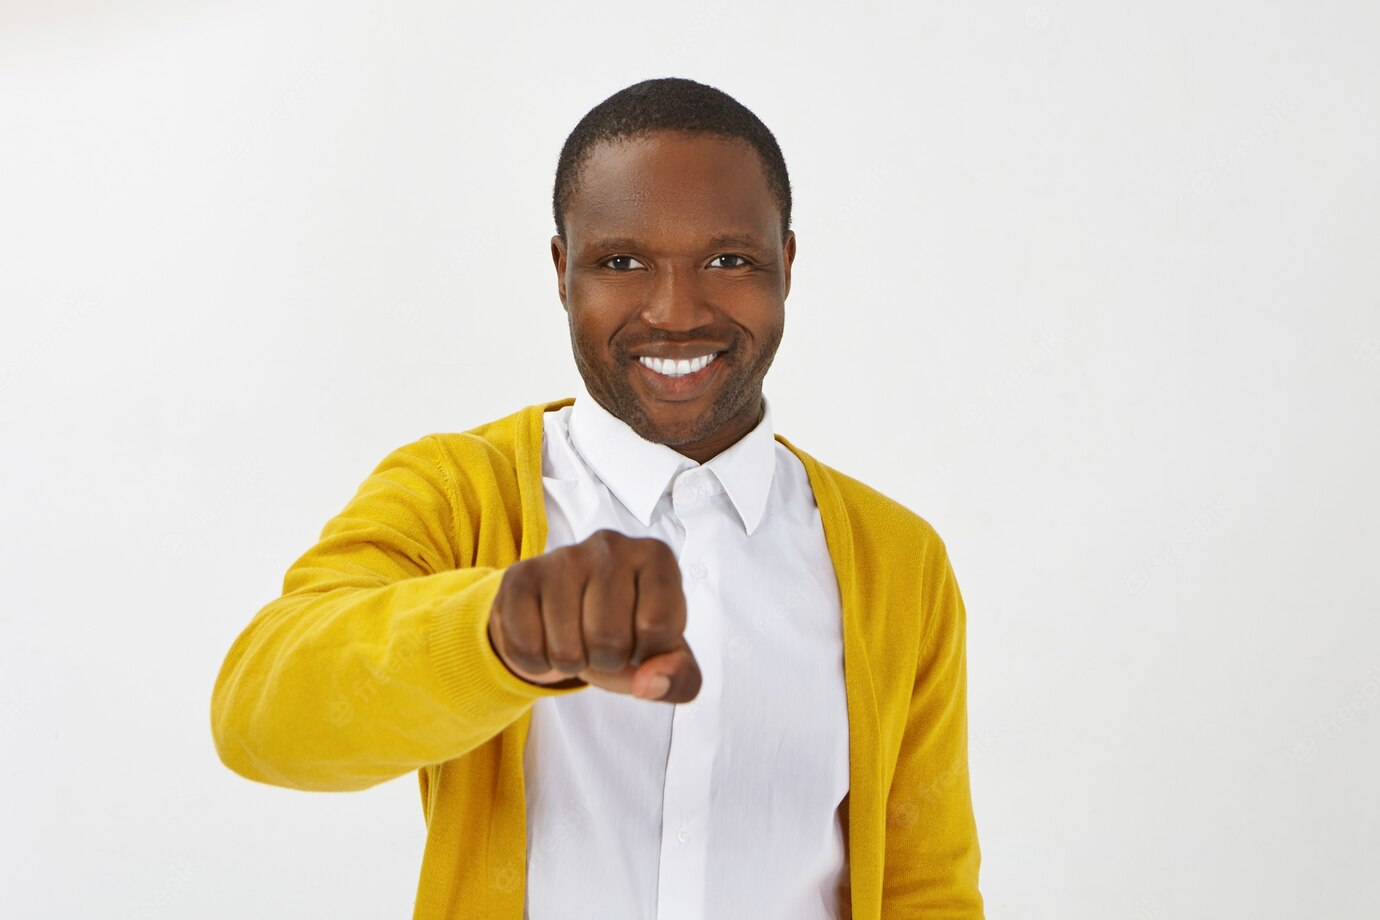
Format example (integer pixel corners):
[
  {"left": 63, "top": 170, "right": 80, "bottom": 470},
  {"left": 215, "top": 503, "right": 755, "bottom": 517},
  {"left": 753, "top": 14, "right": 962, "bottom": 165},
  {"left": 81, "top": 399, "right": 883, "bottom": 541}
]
[{"left": 486, "top": 529, "right": 702, "bottom": 703}]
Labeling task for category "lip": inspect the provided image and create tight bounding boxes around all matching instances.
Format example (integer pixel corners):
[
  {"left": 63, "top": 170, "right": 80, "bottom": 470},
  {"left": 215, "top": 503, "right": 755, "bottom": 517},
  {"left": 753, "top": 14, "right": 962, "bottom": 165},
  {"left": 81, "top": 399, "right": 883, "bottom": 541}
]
[
  {"left": 631, "top": 352, "right": 725, "bottom": 402},
  {"left": 630, "top": 343, "right": 731, "bottom": 360}
]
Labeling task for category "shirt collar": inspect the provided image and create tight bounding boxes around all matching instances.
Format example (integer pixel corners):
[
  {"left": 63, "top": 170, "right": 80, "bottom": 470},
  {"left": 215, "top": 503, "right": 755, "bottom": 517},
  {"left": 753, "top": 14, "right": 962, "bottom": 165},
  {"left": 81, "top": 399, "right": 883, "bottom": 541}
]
[{"left": 566, "top": 379, "right": 777, "bottom": 536}]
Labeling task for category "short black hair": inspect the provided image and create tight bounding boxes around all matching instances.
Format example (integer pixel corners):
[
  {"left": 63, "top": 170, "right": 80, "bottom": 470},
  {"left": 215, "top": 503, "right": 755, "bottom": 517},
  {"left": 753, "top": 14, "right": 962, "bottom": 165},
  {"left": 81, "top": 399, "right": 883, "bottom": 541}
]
[{"left": 552, "top": 76, "right": 792, "bottom": 243}]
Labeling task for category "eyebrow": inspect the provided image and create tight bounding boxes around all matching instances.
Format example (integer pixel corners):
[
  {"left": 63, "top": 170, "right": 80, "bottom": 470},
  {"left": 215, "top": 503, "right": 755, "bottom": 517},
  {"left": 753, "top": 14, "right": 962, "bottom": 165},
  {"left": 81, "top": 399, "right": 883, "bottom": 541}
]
[{"left": 586, "top": 233, "right": 769, "bottom": 252}]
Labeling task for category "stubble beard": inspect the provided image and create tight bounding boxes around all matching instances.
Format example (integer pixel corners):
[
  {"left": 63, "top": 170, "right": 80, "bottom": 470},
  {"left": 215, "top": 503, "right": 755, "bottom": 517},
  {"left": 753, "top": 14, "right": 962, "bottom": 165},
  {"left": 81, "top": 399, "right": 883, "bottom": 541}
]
[{"left": 570, "top": 322, "right": 783, "bottom": 449}]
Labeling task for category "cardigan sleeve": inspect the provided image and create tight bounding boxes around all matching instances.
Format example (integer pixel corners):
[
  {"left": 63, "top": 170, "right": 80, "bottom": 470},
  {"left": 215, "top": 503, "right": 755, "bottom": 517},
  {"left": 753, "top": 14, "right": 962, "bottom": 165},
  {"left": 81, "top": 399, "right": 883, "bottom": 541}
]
[
  {"left": 881, "top": 537, "right": 986, "bottom": 916},
  {"left": 210, "top": 435, "right": 583, "bottom": 793}
]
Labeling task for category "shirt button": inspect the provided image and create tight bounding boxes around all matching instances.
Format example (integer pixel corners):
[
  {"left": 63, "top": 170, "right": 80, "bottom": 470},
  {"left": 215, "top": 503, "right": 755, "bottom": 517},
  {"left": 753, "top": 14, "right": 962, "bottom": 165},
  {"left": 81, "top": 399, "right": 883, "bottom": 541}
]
[
  {"left": 689, "top": 561, "right": 707, "bottom": 579},
  {"left": 676, "top": 826, "right": 690, "bottom": 843}
]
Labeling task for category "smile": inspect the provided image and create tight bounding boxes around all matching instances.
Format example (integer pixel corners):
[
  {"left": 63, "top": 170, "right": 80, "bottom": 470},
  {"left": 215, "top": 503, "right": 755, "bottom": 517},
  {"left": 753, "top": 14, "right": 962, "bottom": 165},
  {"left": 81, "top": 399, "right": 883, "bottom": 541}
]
[
  {"left": 635, "top": 353, "right": 720, "bottom": 377},
  {"left": 630, "top": 351, "right": 725, "bottom": 402}
]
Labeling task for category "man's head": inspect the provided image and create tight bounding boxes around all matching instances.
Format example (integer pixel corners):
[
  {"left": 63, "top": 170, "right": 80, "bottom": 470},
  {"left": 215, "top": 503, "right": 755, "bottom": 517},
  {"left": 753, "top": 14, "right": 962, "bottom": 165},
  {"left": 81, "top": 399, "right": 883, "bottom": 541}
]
[{"left": 550, "top": 77, "right": 796, "bottom": 464}]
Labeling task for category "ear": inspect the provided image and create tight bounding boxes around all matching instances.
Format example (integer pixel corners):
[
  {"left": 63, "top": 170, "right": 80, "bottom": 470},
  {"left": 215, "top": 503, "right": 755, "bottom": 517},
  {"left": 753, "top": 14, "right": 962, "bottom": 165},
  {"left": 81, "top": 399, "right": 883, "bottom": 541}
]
[
  {"left": 781, "top": 230, "right": 796, "bottom": 300},
  {"left": 551, "top": 235, "right": 569, "bottom": 311}
]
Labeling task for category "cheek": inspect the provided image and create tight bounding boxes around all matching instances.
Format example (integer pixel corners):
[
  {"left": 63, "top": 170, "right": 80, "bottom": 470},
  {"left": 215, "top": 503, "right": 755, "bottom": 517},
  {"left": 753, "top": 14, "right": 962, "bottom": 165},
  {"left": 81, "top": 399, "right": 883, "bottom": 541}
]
[
  {"left": 567, "top": 276, "right": 636, "bottom": 312},
  {"left": 739, "top": 296, "right": 785, "bottom": 332},
  {"left": 567, "top": 310, "right": 620, "bottom": 359},
  {"left": 567, "top": 283, "right": 642, "bottom": 332}
]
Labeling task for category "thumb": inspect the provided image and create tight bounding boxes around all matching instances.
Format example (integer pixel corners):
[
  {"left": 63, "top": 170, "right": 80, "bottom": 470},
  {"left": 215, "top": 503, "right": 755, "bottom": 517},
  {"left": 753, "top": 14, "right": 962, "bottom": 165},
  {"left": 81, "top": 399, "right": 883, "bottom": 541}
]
[{"left": 630, "top": 645, "right": 702, "bottom": 704}]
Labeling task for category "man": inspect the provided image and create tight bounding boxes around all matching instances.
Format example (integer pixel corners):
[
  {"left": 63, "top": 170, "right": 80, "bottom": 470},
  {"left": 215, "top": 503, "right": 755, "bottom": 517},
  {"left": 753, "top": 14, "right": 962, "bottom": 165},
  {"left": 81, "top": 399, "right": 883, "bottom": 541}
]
[{"left": 211, "top": 76, "right": 984, "bottom": 919}]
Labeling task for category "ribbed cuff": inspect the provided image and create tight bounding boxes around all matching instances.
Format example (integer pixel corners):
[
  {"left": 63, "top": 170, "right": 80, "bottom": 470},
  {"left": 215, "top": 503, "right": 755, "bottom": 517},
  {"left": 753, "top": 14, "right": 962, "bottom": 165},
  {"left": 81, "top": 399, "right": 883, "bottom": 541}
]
[{"left": 426, "top": 567, "right": 587, "bottom": 722}]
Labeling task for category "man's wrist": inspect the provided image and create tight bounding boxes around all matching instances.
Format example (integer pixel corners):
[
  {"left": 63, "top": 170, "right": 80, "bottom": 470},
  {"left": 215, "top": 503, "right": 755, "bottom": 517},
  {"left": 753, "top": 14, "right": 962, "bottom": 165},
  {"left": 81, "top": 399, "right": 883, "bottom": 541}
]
[{"left": 486, "top": 619, "right": 588, "bottom": 689}]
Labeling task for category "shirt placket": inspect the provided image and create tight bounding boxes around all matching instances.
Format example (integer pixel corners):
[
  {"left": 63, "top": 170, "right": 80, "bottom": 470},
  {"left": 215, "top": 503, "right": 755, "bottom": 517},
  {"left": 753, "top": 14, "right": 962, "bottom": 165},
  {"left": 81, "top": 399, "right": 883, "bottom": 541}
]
[{"left": 655, "top": 466, "right": 724, "bottom": 920}]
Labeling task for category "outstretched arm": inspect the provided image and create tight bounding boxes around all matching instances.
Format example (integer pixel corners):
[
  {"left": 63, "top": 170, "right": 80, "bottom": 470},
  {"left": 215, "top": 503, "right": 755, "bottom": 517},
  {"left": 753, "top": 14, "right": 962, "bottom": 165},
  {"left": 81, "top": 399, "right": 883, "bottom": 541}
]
[{"left": 209, "top": 435, "right": 582, "bottom": 792}]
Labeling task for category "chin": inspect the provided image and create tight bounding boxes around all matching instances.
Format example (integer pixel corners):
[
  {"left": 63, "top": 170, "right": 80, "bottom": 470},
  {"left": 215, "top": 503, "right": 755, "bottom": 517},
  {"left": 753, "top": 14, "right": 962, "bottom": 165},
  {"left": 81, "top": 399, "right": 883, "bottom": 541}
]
[{"left": 620, "top": 402, "right": 694, "bottom": 442}]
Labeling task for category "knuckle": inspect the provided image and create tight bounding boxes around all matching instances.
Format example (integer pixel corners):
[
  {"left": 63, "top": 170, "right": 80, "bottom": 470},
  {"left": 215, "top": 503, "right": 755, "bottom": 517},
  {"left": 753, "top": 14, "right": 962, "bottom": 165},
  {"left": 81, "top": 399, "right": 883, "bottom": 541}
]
[
  {"left": 639, "top": 535, "right": 677, "bottom": 560},
  {"left": 547, "top": 652, "right": 586, "bottom": 673},
  {"left": 503, "top": 628, "right": 537, "bottom": 655},
  {"left": 635, "top": 620, "right": 679, "bottom": 646},
  {"left": 503, "top": 632, "right": 544, "bottom": 668},
  {"left": 501, "top": 564, "right": 537, "bottom": 597},
  {"left": 541, "top": 550, "right": 577, "bottom": 584},
  {"left": 569, "top": 533, "right": 610, "bottom": 568},
  {"left": 588, "top": 528, "right": 623, "bottom": 550},
  {"left": 508, "top": 651, "right": 547, "bottom": 674},
  {"left": 585, "top": 628, "right": 632, "bottom": 658},
  {"left": 641, "top": 566, "right": 683, "bottom": 592}
]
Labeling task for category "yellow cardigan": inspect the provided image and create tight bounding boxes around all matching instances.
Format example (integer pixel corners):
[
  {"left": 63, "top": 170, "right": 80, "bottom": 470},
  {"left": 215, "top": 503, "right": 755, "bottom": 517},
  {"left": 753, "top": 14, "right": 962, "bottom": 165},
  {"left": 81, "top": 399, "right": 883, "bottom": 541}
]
[{"left": 211, "top": 397, "right": 984, "bottom": 918}]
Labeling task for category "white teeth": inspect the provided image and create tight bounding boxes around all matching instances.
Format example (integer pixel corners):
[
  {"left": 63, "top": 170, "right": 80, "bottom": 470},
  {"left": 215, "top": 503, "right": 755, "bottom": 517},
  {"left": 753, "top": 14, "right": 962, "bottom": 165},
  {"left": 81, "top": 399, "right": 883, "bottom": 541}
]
[{"left": 637, "top": 352, "right": 719, "bottom": 378}]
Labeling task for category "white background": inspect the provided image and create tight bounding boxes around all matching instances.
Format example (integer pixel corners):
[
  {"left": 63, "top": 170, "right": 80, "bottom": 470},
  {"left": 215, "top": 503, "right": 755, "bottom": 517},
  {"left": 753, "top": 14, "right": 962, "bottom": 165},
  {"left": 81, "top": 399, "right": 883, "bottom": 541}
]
[{"left": 2, "top": 1, "right": 1378, "bottom": 917}]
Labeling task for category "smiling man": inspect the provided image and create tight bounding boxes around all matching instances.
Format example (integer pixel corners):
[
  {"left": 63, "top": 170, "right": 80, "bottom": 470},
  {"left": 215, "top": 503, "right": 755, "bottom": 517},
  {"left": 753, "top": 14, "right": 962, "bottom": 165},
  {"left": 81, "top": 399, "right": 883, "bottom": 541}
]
[
  {"left": 211, "top": 77, "right": 984, "bottom": 919},
  {"left": 552, "top": 120, "right": 789, "bottom": 464}
]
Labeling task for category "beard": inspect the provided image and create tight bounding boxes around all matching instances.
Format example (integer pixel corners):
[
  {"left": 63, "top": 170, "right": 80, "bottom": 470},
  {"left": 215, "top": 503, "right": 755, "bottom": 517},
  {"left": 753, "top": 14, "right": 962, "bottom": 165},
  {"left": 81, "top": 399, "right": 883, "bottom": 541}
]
[{"left": 569, "top": 319, "right": 783, "bottom": 449}]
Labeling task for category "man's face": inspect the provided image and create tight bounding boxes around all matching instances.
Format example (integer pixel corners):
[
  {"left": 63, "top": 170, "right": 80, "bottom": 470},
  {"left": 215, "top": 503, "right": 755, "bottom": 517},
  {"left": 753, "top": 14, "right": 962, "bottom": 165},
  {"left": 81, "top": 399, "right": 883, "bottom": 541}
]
[{"left": 551, "top": 130, "right": 796, "bottom": 458}]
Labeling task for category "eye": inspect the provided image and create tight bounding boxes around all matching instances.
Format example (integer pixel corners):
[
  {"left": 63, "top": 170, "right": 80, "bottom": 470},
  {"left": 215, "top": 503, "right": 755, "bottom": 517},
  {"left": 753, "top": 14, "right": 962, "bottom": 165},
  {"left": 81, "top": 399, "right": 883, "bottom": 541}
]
[
  {"left": 710, "top": 254, "right": 751, "bottom": 269},
  {"left": 602, "top": 255, "right": 645, "bottom": 271}
]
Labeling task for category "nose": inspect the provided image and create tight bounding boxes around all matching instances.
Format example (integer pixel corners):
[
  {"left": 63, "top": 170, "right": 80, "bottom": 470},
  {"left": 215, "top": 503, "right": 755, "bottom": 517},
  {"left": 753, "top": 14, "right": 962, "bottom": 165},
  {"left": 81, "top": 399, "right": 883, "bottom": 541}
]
[{"left": 640, "top": 262, "right": 716, "bottom": 331}]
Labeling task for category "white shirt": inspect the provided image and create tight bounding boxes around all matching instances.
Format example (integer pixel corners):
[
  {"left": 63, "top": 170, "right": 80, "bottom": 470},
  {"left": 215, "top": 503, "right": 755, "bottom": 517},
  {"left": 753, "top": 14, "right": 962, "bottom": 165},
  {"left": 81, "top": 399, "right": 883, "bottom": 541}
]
[{"left": 522, "top": 381, "right": 851, "bottom": 919}]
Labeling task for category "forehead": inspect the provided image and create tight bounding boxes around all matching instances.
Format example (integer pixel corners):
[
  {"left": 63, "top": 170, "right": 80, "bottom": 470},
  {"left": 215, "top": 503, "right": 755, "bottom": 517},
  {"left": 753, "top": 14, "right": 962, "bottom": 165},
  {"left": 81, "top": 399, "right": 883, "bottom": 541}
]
[{"left": 567, "top": 131, "right": 777, "bottom": 248}]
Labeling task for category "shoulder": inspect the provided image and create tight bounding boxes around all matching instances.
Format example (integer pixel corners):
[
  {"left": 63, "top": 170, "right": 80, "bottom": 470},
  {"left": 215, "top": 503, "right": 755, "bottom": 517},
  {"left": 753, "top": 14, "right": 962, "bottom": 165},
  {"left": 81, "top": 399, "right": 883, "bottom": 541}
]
[
  {"left": 420, "top": 397, "right": 575, "bottom": 480},
  {"left": 775, "top": 433, "right": 949, "bottom": 559}
]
